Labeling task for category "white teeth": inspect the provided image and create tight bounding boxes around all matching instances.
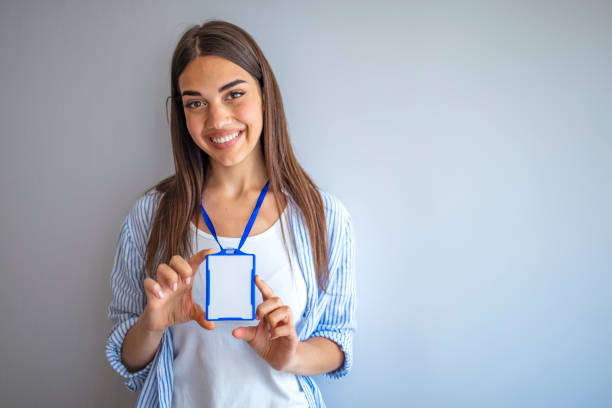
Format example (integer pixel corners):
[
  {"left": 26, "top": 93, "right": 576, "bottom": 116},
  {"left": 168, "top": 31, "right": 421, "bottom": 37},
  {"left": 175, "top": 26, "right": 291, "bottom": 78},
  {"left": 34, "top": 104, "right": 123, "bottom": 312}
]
[{"left": 211, "top": 130, "right": 241, "bottom": 144}]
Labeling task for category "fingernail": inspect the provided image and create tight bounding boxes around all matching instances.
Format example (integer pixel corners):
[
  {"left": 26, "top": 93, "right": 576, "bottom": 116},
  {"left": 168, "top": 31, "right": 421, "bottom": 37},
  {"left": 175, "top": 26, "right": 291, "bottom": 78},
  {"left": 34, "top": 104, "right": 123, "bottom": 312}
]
[
  {"left": 172, "top": 282, "right": 178, "bottom": 291},
  {"left": 156, "top": 289, "right": 165, "bottom": 299},
  {"left": 185, "top": 277, "right": 192, "bottom": 285}
]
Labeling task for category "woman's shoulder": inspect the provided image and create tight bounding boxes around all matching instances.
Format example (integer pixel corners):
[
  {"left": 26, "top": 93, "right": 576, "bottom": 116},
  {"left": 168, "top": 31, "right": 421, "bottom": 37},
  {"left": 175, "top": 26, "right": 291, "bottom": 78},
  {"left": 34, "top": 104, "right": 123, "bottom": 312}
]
[
  {"left": 317, "top": 188, "right": 352, "bottom": 223},
  {"left": 123, "top": 188, "right": 164, "bottom": 250},
  {"left": 285, "top": 187, "right": 351, "bottom": 224},
  {"left": 285, "top": 187, "right": 352, "bottom": 243},
  {"left": 316, "top": 189, "right": 353, "bottom": 250}
]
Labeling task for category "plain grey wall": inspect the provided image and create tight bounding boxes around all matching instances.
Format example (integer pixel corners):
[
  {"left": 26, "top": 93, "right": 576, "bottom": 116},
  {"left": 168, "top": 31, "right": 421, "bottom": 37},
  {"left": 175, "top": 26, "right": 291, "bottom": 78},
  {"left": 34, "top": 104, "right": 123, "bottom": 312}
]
[{"left": 1, "top": 0, "right": 610, "bottom": 407}]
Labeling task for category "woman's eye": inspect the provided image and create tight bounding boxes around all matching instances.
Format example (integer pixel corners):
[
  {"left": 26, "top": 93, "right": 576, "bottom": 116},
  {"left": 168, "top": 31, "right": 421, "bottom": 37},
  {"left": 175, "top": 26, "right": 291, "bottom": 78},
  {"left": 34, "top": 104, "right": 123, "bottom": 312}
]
[
  {"left": 227, "top": 91, "right": 245, "bottom": 100},
  {"left": 184, "top": 101, "right": 205, "bottom": 109}
]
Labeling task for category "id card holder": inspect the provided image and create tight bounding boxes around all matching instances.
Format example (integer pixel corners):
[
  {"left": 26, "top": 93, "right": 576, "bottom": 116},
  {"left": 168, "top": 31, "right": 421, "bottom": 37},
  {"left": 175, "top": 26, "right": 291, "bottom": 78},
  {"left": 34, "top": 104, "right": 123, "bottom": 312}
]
[
  {"left": 200, "top": 180, "right": 269, "bottom": 322},
  {"left": 205, "top": 248, "right": 256, "bottom": 321}
]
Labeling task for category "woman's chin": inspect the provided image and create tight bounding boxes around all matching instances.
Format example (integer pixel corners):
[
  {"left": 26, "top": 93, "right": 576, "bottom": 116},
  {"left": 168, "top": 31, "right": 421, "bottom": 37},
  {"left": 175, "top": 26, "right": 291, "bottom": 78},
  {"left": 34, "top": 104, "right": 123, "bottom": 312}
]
[
  {"left": 206, "top": 139, "right": 262, "bottom": 170},
  {"left": 210, "top": 153, "right": 247, "bottom": 168}
]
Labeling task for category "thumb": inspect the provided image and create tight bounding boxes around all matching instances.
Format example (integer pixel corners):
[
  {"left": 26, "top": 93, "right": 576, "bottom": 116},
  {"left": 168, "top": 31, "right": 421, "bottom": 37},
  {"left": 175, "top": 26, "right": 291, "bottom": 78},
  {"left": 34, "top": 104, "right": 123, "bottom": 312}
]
[
  {"left": 188, "top": 248, "right": 216, "bottom": 272},
  {"left": 232, "top": 325, "right": 258, "bottom": 343},
  {"left": 189, "top": 302, "right": 216, "bottom": 331}
]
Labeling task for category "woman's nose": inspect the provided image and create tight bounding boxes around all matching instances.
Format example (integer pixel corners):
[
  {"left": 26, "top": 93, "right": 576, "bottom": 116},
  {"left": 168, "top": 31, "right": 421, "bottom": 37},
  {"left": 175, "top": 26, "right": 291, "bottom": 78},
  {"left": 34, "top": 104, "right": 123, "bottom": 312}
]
[{"left": 206, "top": 102, "right": 232, "bottom": 129}]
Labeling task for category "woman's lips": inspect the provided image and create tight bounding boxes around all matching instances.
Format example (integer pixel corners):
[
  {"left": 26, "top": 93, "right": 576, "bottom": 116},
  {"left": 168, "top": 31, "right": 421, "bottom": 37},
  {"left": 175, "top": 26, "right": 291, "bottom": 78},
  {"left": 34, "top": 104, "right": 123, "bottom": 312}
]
[{"left": 208, "top": 129, "right": 244, "bottom": 149}]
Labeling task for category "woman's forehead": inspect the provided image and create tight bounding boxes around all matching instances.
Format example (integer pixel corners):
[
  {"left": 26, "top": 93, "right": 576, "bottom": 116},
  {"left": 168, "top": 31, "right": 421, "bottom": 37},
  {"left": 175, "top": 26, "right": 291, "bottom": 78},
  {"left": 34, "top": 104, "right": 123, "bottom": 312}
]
[{"left": 178, "top": 55, "right": 253, "bottom": 91}]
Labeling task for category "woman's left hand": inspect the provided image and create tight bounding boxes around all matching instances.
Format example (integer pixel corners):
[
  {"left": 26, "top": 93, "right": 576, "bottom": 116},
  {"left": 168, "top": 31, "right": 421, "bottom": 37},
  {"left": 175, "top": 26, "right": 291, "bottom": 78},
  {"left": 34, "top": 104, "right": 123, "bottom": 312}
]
[{"left": 232, "top": 274, "right": 299, "bottom": 372}]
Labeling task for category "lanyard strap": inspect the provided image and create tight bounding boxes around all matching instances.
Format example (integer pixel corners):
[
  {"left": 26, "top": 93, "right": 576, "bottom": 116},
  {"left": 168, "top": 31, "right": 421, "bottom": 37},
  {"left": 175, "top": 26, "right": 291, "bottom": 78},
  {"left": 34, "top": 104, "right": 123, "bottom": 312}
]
[{"left": 199, "top": 181, "right": 270, "bottom": 252}]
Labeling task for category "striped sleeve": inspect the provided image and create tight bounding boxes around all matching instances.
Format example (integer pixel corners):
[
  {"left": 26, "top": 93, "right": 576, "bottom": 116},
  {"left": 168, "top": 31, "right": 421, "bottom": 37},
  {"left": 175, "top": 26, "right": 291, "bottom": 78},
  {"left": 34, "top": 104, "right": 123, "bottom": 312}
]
[
  {"left": 105, "top": 193, "right": 159, "bottom": 392},
  {"left": 311, "top": 193, "right": 357, "bottom": 379}
]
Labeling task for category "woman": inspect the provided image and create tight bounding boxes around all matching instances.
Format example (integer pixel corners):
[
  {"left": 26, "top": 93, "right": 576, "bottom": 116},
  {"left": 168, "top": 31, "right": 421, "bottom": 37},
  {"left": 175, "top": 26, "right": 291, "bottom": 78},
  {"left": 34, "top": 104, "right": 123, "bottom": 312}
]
[{"left": 106, "top": 20, "right": 356, "bottom": 408}]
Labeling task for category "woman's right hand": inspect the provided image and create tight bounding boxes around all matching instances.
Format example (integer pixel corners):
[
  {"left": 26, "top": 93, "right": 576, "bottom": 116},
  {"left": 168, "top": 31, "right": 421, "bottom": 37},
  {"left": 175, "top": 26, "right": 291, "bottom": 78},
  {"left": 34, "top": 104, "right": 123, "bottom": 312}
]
[{"left": 141, "top": 248, "right": 217, "bottom": 332}]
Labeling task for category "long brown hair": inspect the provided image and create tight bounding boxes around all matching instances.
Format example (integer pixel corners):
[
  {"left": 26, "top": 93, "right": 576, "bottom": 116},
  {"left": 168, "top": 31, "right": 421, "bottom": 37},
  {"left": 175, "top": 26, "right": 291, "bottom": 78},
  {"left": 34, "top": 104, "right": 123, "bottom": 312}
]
[{"left": 143, "top": 20, "right": 329, "bottom": 290}]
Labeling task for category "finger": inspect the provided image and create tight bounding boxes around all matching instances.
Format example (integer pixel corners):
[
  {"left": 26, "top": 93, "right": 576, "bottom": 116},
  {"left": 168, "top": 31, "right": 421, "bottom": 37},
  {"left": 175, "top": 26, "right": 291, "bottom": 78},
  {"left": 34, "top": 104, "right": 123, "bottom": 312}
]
[
  {"left": 188, "top": 302, "right": 216, "bottom": 330},
  {"left": 143, "top": 277, "right": 165, "bottom": 300},
  {"left": 255, "top": 274, "right": 275, "bottom": 301},
  {"left": 188, "top": 248, "right": 216, "bottom": 283},
  {"left": 266, "top": 305, "right": 292, "bottom": 328},
  {"left": 169, "top": 255, "right": 193, "bottom": 285},
  {"left": 232, "top": 325, "right": 258, "bottom": 342},
  {"left": 256, "top": 296, "right": 283, "bottom": 320},
  {"left": 270, "top": 323, "right": 296, "bottom": 341},
  {"left": 157, "top": 263, "right": 179, "bottom": 291}
]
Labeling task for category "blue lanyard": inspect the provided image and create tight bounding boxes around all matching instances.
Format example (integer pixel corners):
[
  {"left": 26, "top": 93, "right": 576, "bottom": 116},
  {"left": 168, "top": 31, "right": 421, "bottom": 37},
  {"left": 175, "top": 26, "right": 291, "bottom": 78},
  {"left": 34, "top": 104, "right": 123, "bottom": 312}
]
[{"left": 199, "top": 181, "right": 270, "bottom": 253}]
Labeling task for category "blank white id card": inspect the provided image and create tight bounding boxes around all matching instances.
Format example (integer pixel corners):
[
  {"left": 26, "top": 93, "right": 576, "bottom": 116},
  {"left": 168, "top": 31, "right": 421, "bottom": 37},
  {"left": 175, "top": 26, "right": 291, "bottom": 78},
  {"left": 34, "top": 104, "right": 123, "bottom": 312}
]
[{"left": 205, "top": 252, "right": 256, "bottom": 321}]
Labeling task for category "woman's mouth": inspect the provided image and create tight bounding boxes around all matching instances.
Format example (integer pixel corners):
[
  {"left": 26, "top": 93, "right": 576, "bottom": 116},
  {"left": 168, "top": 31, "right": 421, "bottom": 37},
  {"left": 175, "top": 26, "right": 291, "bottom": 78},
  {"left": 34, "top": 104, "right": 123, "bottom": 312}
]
[{"left": 209, "top": 129, "right": 244, "bottom": 149}]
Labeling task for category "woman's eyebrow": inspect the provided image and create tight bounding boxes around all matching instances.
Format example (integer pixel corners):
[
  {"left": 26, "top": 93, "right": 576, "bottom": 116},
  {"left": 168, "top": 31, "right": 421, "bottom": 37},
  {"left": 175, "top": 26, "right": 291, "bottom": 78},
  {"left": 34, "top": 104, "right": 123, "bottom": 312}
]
[
  {"left": 218, "top": 79, "right": 246, "bottom": 92},
  {"left": 181, "top": 79, "right": 247, "bottom": 97}
]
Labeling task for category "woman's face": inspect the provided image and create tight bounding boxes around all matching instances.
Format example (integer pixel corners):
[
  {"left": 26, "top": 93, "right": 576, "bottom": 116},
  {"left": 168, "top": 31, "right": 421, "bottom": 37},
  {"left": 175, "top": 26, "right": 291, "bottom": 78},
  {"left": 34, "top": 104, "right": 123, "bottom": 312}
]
[{"left": 178, "top": 55, "right": 264, "bottom": 168}]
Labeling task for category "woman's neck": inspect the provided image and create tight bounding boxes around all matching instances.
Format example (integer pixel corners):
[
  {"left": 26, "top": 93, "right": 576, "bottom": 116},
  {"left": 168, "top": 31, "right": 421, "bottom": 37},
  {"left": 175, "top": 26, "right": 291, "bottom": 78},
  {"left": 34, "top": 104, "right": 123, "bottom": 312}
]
[{"left": 205, "top": 145, "right": 268, "bottom": 199}]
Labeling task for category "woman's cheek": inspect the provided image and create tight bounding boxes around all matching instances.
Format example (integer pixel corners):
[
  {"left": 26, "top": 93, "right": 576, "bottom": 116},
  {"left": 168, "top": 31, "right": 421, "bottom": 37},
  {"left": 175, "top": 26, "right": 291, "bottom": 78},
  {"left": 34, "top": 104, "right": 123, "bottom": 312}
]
[
  {"left": 185, "top": 114, "right": 203, "bottom": 137},
  {"left": 234, "top": 103, "right": 251, "bottom": 120},
  {"left": 236, "top": 104, "right": 263, "bottom": 134}
]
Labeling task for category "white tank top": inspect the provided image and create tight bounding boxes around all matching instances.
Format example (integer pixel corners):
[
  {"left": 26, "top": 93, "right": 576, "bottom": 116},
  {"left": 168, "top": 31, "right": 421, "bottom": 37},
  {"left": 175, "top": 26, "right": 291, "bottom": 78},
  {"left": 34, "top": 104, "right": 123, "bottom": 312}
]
[{"left": 171, "top": 207, "right": 309, "bottom": 408}]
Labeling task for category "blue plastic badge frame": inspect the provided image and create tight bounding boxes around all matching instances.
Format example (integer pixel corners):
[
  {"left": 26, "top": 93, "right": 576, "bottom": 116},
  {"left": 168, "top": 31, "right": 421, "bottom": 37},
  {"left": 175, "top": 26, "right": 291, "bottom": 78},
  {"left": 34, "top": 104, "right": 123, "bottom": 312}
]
[
  {"left": 200, "top": 180, "right": 269, "bottom": 322},
  {"left": 205, "top": 248, "right": 256, "bottom": 321}
]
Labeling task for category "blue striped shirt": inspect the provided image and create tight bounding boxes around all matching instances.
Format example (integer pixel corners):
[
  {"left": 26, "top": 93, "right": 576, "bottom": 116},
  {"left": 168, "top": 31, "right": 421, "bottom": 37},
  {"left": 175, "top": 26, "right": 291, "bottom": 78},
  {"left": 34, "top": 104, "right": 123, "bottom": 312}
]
[{"left": 106, "top": 188, "right": 357, "bottom": 407}]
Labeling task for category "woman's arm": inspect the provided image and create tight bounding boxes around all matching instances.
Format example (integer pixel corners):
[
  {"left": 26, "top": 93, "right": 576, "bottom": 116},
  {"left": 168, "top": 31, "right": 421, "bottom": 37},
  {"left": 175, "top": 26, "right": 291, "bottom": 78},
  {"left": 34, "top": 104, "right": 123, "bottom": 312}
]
[
  {"left": 305, "top": 197, "right": 357, "bottom": 379},
  {"left": 285, "top": 337, "right": 344, "bottom": 376},
  {"left": 106, "top": 206, "right": 158, "bottom": 392},
  {"left": 121, "top": 310, "right": 164, "bottom": 373}
]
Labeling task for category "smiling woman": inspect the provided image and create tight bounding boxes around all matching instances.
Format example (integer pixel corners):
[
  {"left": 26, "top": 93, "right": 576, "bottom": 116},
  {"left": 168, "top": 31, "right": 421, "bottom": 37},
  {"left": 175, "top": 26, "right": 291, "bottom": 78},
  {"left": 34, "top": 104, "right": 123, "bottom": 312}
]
[
  {"left": 105, "top": 20, "right": 356, "bottom": 408},
  {"left": 179, "top": 56, "right": 264, "bottom": 167}
]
